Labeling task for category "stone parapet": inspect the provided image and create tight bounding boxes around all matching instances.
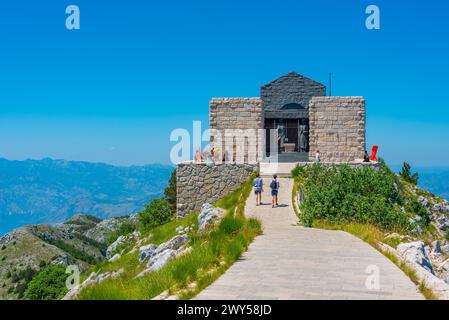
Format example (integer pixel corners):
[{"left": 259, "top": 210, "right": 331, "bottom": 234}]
[{"left": 176, "top": 162, "right": 258, "bottom": 218}]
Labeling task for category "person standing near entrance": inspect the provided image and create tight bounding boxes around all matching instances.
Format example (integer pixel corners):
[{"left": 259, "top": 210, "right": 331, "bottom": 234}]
[
  {"left": 253, "top": 173, "right": 263, "bottom": 206},
  {"left": 315, "top": 150, "right": 321, "bottom": 163},
  {"left": 270, "top": 175, "right": 280, "bottom": 208}
]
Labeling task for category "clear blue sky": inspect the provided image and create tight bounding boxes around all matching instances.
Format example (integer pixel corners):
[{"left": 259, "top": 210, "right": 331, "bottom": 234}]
[{"left": 0, "top": 0, "right": 448, "bottom": 167}]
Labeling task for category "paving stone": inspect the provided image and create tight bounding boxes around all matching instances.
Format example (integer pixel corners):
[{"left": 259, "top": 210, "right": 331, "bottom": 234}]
[{"left": 196, "top": 178, "right": 423, "bottom": 300}]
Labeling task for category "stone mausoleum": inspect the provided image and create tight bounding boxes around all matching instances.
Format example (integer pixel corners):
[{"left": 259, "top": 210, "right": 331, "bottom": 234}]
[{"left": 177, "top": 72, "right": 367, "bottom": 217}]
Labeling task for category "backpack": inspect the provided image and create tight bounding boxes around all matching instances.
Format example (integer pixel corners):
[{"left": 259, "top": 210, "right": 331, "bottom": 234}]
[
  {"left": 270, "top": 179, "right": 278, "bottom": 190},
  {"left": 253, "top": 178, "right": 262, "bottom": 189}
]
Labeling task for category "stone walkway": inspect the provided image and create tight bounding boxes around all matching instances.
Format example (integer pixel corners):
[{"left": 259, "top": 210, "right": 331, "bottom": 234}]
[{"left": 196, "top": 178, "right": 423, "bottom": 300}]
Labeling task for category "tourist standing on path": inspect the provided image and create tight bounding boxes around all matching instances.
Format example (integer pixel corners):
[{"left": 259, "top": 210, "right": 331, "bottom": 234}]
[
  {"left": 315, "top": 150, "right": 321, "bottom": 163},
  {"left": 270, "top": 175, "right": 280, "bottom": 208},
  {"left": 363, "top": 150, "right": 370, "bottom": 162},
  {"left": 253, "top": 173, "right": 263, "bottom": 206}
]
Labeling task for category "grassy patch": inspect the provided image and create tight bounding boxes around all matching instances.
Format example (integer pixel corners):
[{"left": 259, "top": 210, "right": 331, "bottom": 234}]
[{"left": 77, "top": 174, "right": 261, "bottom": 300}]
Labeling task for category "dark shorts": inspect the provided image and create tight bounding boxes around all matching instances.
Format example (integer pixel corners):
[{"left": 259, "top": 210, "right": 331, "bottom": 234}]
[
  {"left": 254, "top": 188, "right": 262, "bottom": 195},
  {"left": 271, "top": 189, "right": 278, "bottom": 196}
]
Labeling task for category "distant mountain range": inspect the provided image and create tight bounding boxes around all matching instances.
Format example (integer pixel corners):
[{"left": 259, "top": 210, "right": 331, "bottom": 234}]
[{"left": 0, "top": 158, "right": 174, "bottom": 236}]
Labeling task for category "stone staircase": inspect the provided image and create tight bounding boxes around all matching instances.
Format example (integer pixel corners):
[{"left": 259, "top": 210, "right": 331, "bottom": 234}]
[
  {"left": 264, "top": 152, "right": 308, "bottom": 163},
  {"left": 260, "top": 152, "right": 308, "bottom": 177},
  {"left": 259, "top": 162, "right": 300, "bottom": 177}
]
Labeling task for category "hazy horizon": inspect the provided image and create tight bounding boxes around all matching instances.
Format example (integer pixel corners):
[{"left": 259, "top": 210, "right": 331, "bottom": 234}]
[{"left": 1, "top": 1, "right": 448, "bottom": 168}]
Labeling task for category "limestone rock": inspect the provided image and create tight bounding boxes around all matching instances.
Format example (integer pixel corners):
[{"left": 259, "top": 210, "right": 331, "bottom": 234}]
[
  {"left": 147, "top": 249, "right": 176, "bottom": 272},
  {"left": 431, "top": 202, "right": 449, "bottom": 232},
  {"left": 137, "top": 249, "right": 177, "bottom": 278},
  {"left": 432, "top": 240, "right": 442, "bottom": 254},
  {"left": 139, "top": 234, "right": 189, "bottom": 264},
  {"left": 418, "top": 196, "right": 429, "bottom": 209},
  {"left": 139, "top": 244, "right": 158, "bottom": 262},
  {"left": 397, "top": 241, "right": 434, "bottom": 274},
  {"left": 154, "top": 234, "right": 189, "bottom": 256},
  {"left": 198, "top": 203, "right": 221, "bottom": 232},
  {"left": 434, "top": 202, "right": 449, "bottom": 214},
  {"left": 438, "top": 259, "right": 449, "bottom": 284},
  {"left": 63, "top": 268, "right": 125, "bottom": 300},
  {"left": 106, "top": 235, "right": 126, "bottom": 258},
  {"left": 176, "top": 226, "right": 185, "bottom": 234},
  {"left": 441, "top": 243, "right": 449, "bottom": 255},
  {"left": 435, "top": 215, "right": 449, "bottom": 231},
  {"left": 108, "top": 253, "right": 121, "bottom": 263},
  {"left": 51, "top": 254, "right": 72, "bottom": 266},
  {"left": 397, "top": 241, "right": 449, "bottom": 299},
  {"left": 135, "top": 233, "right": 190, "bottom": 278}
]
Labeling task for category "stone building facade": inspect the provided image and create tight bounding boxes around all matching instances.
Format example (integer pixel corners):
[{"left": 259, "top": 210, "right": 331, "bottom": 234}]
[
  {"left": 209, "top": 98, "right": 265, "bottom": 164},
  {"left": 176, "top": 72, "right": 367, "bottom": 217},
  {"left": 309, "top": 97, "right": 366, "bottom": 162}
]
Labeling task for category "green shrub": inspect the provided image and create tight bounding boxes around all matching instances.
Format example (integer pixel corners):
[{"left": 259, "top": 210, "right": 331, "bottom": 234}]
[
  {"left": 399, "top": 162, "right": 419, "bottom": 185},
  {"left": 407, "top": 199, "right": 431, "bottom": 226},
  {"left": 39, "top": 238, "right": 98, "bottom": 265},
  {"left": 291, "top": 165, "right": 306, "bottom": 180},
  {"left": 164, "top": 170, "right": 177, "bottom": 207},
  {"left": 299, "top": 164, "right": 410, "bottom": 231},
  {"left": 24, "top": 265, "right": 68, "bottom": 300},
  {"left": 76, "top": 233, "right": 108, "bottom": 252},
  {"left": 139, "top": 198, "right": 175, "bottom": 231}
]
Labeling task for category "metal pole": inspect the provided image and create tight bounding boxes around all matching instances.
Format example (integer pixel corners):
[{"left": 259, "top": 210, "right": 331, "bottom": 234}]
[{"left": 329, "top": 72, "right": 332, "bottom": 96}]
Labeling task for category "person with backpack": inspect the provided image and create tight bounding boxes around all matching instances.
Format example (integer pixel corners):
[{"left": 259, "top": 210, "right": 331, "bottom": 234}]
[
  {"left": 253, "top": 173, "right": 263, "bottom": 206},
  {"left": 270, "top": 175, "right": 280, "bottom": 208}
]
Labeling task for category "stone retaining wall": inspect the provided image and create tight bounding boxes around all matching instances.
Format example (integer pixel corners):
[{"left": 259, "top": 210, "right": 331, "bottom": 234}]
[
  {"left": 309, "top": 97, "right": 366, "bottom": 162},
  {"left": 176, "top": 162, "right": 258, "bottom": 218}
]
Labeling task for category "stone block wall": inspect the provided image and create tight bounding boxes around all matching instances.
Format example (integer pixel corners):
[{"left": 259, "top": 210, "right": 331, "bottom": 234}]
[
  {"left": 176, "top": 162, "right": 258, "bottom": 218},
  {"left": 309, "top": 97, "right": 366, "bottom": 162},
  {"left": 209, "top": 98, "right": 264, "bottom": 163}
]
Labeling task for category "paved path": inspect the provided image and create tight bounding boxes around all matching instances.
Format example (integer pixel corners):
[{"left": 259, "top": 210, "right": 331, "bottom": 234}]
[{"left": 196, "top": 178, "right": 423, "bottom": 300}]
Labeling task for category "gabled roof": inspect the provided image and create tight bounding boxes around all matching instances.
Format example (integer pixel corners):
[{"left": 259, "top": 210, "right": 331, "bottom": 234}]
[{"left": 261, "top": 72, "right": 326, "bottom": 89}]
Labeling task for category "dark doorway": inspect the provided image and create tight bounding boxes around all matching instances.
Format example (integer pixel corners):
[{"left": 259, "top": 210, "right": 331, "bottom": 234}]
[{"left": 265, "top": 118, "right": 309, "bottom": 157}]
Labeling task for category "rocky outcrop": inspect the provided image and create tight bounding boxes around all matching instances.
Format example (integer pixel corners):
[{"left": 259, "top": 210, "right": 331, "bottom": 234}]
[
  {"left": 176, "top": 225, "right": 195, "bottom": 235},
  {"left": 198, "top": 203, "right": 223, "bottom": 232},
  {"left": 108, "top": 253, "right": 121, "bottom": 262},
  {"left": 84, "top": 218, "right": 126, "bottom": 244},
  {"left": 139, "top": 244, "right": 158, "bottom": 262},
  {"left": 396, "top": 241, "right": 449, "bottom": 299},
  {"left": 63, "top": 268, "right": 125, "bottom": 300},
  {"left": 397, "top": 241, "right": 434, "bottom": 274},
  {"left": 106, "top": 231, "right": 141, "bottom": 258},
  {"left": 432, "top": 202, "right": 449, "bottom": 232},
  {"left": 136, "top": 234, "right": 190, "bottom": 278}
]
